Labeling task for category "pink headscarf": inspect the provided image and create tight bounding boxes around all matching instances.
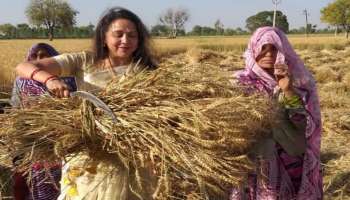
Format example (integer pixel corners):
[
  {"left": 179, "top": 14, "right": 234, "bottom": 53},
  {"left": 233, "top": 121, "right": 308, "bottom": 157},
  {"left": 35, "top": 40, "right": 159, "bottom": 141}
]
[{"left": 235, "top": 27, "right": 322, "bottom": 199}]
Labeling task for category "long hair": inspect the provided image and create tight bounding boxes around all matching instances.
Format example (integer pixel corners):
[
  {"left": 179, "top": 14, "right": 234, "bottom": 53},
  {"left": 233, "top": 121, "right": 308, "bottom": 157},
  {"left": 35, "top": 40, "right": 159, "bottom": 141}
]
[{"left": 93, "top": 7, "right": 157, "bottom": 69}]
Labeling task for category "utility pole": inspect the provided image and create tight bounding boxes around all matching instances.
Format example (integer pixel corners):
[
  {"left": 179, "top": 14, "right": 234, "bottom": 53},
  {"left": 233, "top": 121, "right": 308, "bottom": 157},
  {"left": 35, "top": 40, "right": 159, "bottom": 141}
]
[
  {"left": 272, "top": 0, "right": 282, "bottom": 27},
  {"left": 303, "top": 9, "right": 309, "bottom": 37}
]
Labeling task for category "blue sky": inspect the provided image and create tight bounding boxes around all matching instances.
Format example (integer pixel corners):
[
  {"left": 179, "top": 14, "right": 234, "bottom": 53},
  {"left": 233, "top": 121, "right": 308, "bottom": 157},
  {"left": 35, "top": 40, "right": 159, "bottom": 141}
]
[{"left": 0, "top": 0, "right": 333, "bottom": 30}]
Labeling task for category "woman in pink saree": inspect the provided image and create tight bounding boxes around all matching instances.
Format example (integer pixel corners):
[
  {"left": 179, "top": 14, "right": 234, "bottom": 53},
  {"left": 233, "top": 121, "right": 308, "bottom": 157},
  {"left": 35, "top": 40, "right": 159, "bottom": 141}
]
[{"left": 230, "top": 27, "right": 322, "bottom": 200}]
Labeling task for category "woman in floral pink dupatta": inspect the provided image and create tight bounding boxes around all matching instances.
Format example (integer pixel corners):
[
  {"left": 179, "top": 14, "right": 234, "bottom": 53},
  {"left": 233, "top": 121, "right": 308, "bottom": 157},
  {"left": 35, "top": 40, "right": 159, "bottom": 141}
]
[{"left": 230, "top": 27, "right": 322, "bottom": 200}]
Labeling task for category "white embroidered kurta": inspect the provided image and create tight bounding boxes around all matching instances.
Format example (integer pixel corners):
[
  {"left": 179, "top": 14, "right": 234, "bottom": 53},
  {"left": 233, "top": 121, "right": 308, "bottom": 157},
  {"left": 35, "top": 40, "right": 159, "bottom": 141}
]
[{"left": 54, "top": 51, "right": 130, "bottom": 200}]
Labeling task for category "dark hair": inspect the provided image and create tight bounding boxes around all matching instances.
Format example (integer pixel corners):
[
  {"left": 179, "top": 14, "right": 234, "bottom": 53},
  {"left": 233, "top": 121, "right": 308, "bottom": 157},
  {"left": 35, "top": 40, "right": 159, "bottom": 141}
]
[
  {"left": 93, "top": 7, "right": 157, "bottom": 69},
  {"left": 26, "top": 43, "right": 59, "bottom": 61}
]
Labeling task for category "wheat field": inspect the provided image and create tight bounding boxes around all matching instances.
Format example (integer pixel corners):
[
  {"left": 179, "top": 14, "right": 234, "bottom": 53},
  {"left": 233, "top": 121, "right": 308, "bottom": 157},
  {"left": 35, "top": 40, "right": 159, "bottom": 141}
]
[
  {"left": 0, "top": 36, "right": 349, "bottom": 199},
  {"left": 0, "top": 35, "right": 348, "bottom": 91}
]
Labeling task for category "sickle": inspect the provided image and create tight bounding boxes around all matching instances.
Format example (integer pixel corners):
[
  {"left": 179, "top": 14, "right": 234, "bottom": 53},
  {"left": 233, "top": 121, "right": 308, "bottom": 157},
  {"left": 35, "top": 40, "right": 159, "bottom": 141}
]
[{"left": 70, "top": 91, "right": 119, "bottom": 123}]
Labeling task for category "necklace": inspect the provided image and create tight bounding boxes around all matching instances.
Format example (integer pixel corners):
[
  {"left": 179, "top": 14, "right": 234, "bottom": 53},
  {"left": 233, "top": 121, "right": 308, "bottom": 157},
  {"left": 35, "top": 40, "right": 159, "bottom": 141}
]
[{"left": 107, "top": 56, "right": 118, "bottom": 78}]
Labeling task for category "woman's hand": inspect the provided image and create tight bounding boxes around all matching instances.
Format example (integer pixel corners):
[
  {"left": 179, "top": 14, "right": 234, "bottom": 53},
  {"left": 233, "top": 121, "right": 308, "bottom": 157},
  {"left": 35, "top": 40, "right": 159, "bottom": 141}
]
[
  {"left": 46, "top": 79, "right": 70, "bottom": 98},
  {"left": 274, "top": 63, "right": 295, "bottom": 98}
]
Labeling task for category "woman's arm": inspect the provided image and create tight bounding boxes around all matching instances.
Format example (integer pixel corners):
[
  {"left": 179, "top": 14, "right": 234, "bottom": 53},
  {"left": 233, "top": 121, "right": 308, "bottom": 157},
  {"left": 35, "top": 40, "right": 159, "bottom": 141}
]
[
  {"left": 15, "top": 58, "right": 70, "bottom": 98},
  {"left": 16, "top": 57, "right": 61, "bottom": 82},
  {"left": 273, "top": 94, "right": 307, "bottom": 157},
  {"left": 272, "top": 108, "right": 307, "bottom": 157}
]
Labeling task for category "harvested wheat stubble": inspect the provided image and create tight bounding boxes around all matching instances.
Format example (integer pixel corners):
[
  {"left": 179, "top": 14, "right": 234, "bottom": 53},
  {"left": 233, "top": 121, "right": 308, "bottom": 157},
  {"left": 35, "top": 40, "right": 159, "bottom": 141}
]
[
  {"left": 319, "top": 81, "right": 350, "bottom": 110},
  {"left": 321, "top": 108, "right": 350, "bottom": 199},
  {"left": 0, "top": 63, "right": 276, "bottom": 199},
  {"left": 314, "top": 65, "right": 340, "bottom": 84},
  {"left": 185, "top": 48, "right": 225, "bottom": 65},
  {"left": 342, "top": 72, "right": 350, "bottom": 86}
]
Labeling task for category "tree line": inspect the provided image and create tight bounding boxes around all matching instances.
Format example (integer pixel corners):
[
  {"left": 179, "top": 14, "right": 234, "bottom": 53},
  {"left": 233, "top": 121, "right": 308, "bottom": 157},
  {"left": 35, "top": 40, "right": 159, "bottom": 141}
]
[
  {"left": 0, "top": 0, "right": 349, "bottom": 40},
  {"left": 0, "top": 23, "right": 94, "bottom": 39},
  {"left": 0, "top": 20, "right": 337, "bottom": 39}
]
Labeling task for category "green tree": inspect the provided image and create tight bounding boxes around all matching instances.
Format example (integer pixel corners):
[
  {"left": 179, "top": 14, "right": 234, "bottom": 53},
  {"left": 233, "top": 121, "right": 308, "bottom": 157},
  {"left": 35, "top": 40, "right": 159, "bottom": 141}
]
[
  {"left": 17, "top": 23, "right": 32, "bottom": 38},
  {"left": 246, "top": 10, "right": 289, "bottom": 33},
  {"left": 201, "top": 26, "right": 216, "bottom": 36},
  {"left": 223, "top": 28, "right": 237, "bottom": 36},
  {"left": 214, "top": 19, "right": 224, "bottom": 35},
  {"left": 189, "top": 25, "right": 202, "bottom": 36},
  {"left": 77, "top": 24, "right": 94, "bottom": 38},
  {"left": 0, "top": 24, "right": 17, "bottom": 38},
  {"left": 26, "top": 0, "right": 78, "bottom": 40},
  {"left": 321, "top": 0, "right": 350, "bottom": 38},
  {"left": 150, "top": 24, "right": 170, "bottom": 36}
]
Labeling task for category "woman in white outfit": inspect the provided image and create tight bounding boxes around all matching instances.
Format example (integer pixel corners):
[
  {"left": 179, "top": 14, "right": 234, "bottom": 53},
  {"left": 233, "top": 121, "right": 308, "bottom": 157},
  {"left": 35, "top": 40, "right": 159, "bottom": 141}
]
[{"left": 15, "top": 7, "right": 157, "bottom": 200}]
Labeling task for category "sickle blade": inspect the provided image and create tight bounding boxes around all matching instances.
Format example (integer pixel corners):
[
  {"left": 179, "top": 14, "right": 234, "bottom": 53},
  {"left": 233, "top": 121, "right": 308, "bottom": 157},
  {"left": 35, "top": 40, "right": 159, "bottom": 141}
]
[{"left": 70, "top": 91, "right": 119, "bottom": 123}]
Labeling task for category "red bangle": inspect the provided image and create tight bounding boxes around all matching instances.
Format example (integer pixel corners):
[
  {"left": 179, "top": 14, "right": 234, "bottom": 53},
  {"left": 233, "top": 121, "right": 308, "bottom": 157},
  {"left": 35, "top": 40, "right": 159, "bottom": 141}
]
[
  {"left": 30, "top": 69, "right": 42, "bottom": 80},
  {"left": 44, "top": 75, "right": 59, "bottom": 85}
]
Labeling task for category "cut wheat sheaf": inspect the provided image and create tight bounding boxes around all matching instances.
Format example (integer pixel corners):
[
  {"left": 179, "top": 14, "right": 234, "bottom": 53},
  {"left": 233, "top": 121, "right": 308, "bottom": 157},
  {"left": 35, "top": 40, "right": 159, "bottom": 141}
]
[{"left": 0, "top": 62, "right": 278, "bottom": 198}]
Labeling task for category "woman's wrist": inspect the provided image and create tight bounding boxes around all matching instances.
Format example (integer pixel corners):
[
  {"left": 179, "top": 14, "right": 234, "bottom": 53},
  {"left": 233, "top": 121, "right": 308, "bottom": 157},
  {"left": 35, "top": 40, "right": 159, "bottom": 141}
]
[
  {"left": 282, "top": 89, "right": 295, "bottom": 99},
  {"left": 28, "top": 67, "right": 58, "bottom": 85},
  {"left": 30, "top": 68, "right": 42, "bottom": 80},
  {"left": 44, "top": 75, "right": 59, "bottom": 85}
]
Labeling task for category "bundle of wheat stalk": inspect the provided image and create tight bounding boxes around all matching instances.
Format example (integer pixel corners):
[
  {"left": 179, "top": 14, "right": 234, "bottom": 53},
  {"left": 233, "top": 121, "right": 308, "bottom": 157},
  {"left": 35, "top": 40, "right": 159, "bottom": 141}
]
[{"left": 0, "top": 63, "right": 276, "bottom": 199}]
